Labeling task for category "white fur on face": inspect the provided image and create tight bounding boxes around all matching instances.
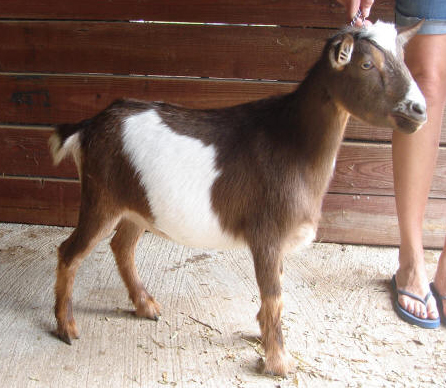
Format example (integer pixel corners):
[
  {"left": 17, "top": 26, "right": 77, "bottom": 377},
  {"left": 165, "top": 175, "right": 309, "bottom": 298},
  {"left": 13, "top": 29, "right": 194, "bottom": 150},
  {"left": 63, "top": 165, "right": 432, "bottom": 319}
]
[
  {"left": 121, "top": 109, "right": 241, "bottom": 249},
  {"left": 406, "top": 79, "right": 426, "bottom": 110},
  {"left": 359, "top": 21, "right": 398, "bottom": 55}
]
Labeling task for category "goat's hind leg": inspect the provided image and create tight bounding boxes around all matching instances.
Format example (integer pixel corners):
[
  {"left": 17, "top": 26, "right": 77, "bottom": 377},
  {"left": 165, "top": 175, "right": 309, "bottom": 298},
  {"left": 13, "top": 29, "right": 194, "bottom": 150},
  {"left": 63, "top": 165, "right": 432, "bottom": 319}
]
[
  {"left": 111, "top": 219, "right": 161, "bottom": 320},
  {"left": 55, "top": 208, "right": 119, "bottom": 344}
]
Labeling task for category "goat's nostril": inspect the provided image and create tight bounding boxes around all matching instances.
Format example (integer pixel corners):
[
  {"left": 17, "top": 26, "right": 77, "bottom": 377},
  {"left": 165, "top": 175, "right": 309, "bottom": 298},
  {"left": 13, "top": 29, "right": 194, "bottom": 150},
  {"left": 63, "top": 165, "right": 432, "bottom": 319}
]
[{"left": 411, "top": 102, "right": 425, "bottom": 116}]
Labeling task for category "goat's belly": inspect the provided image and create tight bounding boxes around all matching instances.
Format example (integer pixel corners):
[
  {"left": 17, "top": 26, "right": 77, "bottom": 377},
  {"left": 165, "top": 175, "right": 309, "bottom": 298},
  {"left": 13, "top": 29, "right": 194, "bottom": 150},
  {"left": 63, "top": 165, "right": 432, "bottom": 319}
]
[{"left": 153, "top": 212, "right": 242, "bottom": 249}]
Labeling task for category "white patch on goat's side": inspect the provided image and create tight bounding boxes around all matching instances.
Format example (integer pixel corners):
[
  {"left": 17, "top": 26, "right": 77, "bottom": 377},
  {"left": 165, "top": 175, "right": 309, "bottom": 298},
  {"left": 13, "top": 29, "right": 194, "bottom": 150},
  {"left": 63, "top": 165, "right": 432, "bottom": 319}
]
[
  {"left": 359, "top": 21, "right": 397, "bottom": 55},
  {"left": 121, "top": 109, "right": 242, "bottom": 249}
]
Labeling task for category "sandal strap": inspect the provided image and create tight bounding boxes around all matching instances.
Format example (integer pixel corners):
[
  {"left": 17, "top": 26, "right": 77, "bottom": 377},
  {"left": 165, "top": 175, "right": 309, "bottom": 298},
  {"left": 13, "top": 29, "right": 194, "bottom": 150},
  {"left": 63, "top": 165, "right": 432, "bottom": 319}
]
[
  {"left": 437, "top": 292, "right": 446, "bottom": 301},
  {"left": 396, "top": 288, "right": 433, "bottom": 306}
]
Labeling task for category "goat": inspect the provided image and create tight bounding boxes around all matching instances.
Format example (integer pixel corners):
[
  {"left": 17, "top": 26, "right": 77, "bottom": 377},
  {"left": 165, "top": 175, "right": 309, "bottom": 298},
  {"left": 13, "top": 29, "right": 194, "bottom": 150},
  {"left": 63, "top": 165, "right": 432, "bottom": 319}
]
[{"left": 49, "top": 21, "right": 425, "bottom": 376}]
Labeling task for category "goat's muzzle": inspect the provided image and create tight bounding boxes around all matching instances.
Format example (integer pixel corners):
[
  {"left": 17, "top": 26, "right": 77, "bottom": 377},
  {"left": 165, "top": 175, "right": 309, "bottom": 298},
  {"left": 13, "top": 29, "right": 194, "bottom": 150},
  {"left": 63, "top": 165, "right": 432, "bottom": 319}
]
[{"left": 391, "top": 99, "right": 427, "bottom": 134}]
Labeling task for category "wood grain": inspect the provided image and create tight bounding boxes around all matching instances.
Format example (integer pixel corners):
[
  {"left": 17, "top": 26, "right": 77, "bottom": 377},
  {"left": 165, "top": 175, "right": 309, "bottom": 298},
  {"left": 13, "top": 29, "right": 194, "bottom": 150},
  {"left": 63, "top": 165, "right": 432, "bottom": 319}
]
[
  {"left": 1, "top": 74, "right": 296, "bottom": 124},
  {"left": 0, "top": 0, "right": 394, "bottom": 27},
  {"left": 0, "top": 177, "right": 80, "bottom": 227},
  {"left": 0, "top": 126, "right": 77, "bottom": 178},
  {"left": 331, "top": 143, "right": 446, "bottom": 198},
  {"left": 0, "top": 21, "right": 328, "bottom": 81},
  {"left": 318, "top": 194, "right": 446, "bottom": 248}
]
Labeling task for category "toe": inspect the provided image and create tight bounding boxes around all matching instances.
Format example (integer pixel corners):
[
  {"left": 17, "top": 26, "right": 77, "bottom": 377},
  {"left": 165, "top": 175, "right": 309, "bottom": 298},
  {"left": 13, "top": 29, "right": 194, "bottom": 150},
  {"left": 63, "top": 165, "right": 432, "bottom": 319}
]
[
  {"left": 426, "top": 299, "right": 439, "bottom": 320},
  {"left": 398, "top": 294, "right": 413, "bottom": 313},
  {"left": 414, "top": 303, "right": 423, "bottom": 318}
]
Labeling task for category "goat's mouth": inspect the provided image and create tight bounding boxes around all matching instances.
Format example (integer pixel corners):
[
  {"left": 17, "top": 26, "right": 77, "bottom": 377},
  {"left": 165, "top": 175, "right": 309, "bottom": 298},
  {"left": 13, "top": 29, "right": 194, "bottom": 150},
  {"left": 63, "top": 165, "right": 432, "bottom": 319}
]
[{"left": 391, "top": 112, "right": 426, "bottom": 134}]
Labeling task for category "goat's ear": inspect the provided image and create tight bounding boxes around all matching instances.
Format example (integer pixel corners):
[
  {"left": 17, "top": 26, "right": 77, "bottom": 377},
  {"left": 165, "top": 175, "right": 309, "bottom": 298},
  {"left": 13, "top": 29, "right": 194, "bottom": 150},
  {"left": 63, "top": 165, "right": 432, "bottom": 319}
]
[
  {"left": 397, "top": 19, "right": 424, "bottom": 46},
  {"left": 329, "top": 34, "right": 354, "bottom": 71}
]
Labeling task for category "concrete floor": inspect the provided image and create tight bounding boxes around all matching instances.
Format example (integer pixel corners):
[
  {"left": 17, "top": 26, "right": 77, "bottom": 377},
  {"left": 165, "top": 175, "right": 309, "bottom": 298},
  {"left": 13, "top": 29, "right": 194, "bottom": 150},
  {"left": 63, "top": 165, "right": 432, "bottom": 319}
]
[{"left": 0, "top": 223, "right": 445, "bottom": 388}]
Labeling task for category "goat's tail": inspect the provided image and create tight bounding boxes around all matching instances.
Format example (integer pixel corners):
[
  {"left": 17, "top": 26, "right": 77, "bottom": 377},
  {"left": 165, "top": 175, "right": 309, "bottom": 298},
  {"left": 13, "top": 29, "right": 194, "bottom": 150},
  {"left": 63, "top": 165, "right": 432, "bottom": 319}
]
[{"left": 49, "top": 119, "right": 90, "bottom": 166}]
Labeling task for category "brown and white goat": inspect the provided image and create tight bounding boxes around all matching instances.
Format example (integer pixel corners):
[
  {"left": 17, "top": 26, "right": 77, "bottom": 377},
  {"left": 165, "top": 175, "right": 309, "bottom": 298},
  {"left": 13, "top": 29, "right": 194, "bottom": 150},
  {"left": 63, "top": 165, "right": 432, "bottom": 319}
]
[{"left": 49, "top": 21, "right": 425, "bottom": 376}]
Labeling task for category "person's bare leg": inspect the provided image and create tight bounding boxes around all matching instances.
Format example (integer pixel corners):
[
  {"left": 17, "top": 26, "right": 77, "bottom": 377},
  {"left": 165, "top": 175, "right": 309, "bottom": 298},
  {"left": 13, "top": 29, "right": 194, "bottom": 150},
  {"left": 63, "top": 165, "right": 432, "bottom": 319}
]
[
  {"left": 393, "top": 33, "right": 446, "bottom": 320},
  {"left": 433, "top": 238, "right": 446, "bottom": 317}
]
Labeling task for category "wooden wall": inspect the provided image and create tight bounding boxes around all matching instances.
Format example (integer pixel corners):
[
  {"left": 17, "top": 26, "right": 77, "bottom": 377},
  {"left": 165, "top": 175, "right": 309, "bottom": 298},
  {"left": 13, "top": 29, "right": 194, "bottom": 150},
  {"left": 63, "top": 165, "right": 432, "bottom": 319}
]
[{"left": 1, "top": 1, "right": 445, "bottom": 247}]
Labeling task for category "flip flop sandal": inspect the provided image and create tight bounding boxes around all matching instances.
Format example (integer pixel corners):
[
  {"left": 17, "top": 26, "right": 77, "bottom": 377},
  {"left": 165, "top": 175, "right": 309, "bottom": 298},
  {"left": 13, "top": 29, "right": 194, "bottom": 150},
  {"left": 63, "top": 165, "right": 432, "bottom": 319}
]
[
  {"left": 430, "top": 282, "right": 446, "bottom": 325},
  {"left": 391, "top": 275, "right": 440, "bottom": 329}
]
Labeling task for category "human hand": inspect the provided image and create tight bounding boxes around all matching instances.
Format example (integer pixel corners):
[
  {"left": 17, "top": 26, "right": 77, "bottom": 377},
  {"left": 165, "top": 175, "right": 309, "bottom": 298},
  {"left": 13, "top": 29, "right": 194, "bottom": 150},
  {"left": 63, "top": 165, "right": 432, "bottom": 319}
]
[{"left": 337, "top": 0, "right": 375, "bottom": 26}]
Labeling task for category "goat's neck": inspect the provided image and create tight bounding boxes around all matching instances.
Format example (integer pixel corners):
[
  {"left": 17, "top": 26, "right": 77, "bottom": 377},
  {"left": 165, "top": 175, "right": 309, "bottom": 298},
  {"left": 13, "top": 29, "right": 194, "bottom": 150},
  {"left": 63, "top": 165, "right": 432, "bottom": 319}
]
[
  {"left": 284, "top": 68, "right": 350, "bottom": 190},
  {"left": 290, "top": 74, "right": 350, "bottom": 164}
]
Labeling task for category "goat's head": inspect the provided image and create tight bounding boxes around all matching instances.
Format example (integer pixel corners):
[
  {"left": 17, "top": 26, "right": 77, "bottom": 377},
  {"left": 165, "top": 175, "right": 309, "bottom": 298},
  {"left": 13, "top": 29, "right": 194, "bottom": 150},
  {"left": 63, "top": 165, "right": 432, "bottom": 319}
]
[{"left": 326, "top": 20, "right": 426, "bottom": 134}]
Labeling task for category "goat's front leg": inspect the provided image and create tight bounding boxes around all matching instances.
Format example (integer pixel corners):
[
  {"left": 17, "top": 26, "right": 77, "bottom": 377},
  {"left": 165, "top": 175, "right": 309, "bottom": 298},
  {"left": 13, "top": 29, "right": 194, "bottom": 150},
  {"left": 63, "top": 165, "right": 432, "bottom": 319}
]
[{"left": 251, "top": 245, "right": 293, "bottom": 376}]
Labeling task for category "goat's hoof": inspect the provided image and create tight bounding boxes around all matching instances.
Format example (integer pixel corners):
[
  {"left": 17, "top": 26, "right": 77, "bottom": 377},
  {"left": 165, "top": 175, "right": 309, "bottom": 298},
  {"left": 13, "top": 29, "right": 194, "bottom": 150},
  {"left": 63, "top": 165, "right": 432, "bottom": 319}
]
[
  {"left": 55, "top": 321, "right": 80, "bottom": 345},
  {"left": 57, "top": 331, "right": 73, "bottom": 345},
  {"left": 135, "top": 295, "right": 161, "bottom": 321},
  {"left": 262, "top": 351, "right": 294, "bottom": 377}
]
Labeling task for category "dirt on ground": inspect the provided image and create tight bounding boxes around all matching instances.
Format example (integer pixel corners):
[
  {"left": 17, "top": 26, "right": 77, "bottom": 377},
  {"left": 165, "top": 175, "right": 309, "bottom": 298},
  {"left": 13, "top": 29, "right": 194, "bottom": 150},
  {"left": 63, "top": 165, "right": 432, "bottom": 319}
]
[{"left": 0, "top": 223, "right": 444, "bottom": 388}]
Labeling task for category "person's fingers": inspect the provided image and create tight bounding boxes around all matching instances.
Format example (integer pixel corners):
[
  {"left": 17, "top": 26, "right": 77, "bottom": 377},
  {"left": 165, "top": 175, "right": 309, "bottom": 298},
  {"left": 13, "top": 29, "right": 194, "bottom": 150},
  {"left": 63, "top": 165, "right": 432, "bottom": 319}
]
[
  {"left": 337, "top": 0, "right": 374, "bottom": 26},
  {"left": 360, "top": 0, "right": 375, "bottom": 18}
]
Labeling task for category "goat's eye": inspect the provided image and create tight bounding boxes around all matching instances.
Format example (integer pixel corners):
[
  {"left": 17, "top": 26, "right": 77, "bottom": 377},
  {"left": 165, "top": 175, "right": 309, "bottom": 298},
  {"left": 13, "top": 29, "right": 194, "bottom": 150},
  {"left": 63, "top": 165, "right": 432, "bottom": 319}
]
[{"left": 361, "top": 61, "right": 373, "bottom": 70}]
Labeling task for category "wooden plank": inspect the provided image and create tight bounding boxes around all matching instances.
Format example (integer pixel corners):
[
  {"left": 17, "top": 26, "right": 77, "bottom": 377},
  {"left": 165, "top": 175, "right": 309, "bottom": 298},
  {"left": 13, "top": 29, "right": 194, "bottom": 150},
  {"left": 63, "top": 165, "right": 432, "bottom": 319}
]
[
  {"left": 3, "top": 74, "right": 446, "bottom": 143},
  {"left": 0, "top": 74, "right": 296, "bottom": 124},
  {"left": 0, "top": 177, "right": 79, "bottom": 226},
  {"left": 0, "top": 126, "right": 77, "bottom": 179},
  {"left": 1, "top": 178, "right": 445, "bottom": 248},
  {"left": 318, "top": 193, "right": 446, "bottom": 249},
  {"left": 0, "top": 0, "right": 395, "bottom": 28},
  {"left": 331, "top": 143, "right": 446, "bottom": 198},
  {"left": 0, "top": 21, "right": 328, "bottom": 81},
  {"left": 3, "top": 126, "right": 446, "bottom": 198}
]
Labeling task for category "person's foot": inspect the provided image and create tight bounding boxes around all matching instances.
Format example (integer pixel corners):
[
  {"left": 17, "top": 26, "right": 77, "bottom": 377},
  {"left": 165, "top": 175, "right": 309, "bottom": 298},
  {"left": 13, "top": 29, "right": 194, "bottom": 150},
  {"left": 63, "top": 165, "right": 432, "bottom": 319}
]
[
  {"left": 395, "top": 265, "right": 439, "bottom": 321},
  {"left": 433, "top": 251, "right": 446, "bottom": 320}
]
